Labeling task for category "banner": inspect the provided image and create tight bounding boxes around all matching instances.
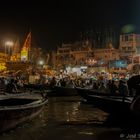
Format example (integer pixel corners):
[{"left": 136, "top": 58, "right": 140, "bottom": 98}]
[
  {"left": 23, "top": 32, "right": 31, "bottom": 50},
  {"left": 21, "top": 32, "right": 31, "bottom": 61}
]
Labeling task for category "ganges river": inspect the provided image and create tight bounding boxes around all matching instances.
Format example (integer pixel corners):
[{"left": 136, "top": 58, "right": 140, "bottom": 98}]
[{"left": 0, "top": 96, "right": 139, "bottom": 140}]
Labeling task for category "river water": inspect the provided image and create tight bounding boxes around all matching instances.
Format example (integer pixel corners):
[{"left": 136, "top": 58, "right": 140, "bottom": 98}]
[{"left": 0, "top": 96, "right": 139, "bottom": 140}]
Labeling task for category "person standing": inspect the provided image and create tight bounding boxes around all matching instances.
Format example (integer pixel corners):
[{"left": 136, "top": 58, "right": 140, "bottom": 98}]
[{"left": 119, "top": 80, "right": 129, "bottom": 102}]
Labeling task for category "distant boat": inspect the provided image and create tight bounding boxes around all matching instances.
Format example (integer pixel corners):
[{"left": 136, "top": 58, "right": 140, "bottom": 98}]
[
  {"left": 49, "top": 86, "right": 78, "bottom": 97},
  {"left": 24, "top": 84, "right": 78, "bottom": 97},
  {"left": 0, "top": 94, "right": 48, "bottom": 133},
  {"left": 75, "top": 87, "right": 110, "bottom": 98},
  {"left": 76, "top": 87, "right": 134, "bottom": 115},
  {"left": 86, "top": 94, "right": 132, "bottom": 114}
]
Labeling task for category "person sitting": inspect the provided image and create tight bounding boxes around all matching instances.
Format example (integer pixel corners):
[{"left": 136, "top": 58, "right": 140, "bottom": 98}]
[
  {"left": 119, "top": 80, "right": 129, "bottom": 96},
  {"left": 50, "top": 77, "right": 56, "bottom": 88},
  {"left": 106, "top": 80, "right": 112, "bottom": 93},
  {"left": 110, "top": 80, "right": 119, "bottom": 95},
  {"left": 6, "top": 79, "right": 18, "bottom": 93},
  {"left": 60, "top": 79, "right": 66, "bottom": 87},
  {"left": 99, "top": 82, "right": 106, "bottom": 92},
  {"left": 92, "top": 82, "right": 98, "bottom": 90}
]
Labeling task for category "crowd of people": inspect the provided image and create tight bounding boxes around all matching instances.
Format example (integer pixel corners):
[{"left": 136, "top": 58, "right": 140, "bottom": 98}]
[
  {"left": 0, "top": 76, "right": 27, "bottom": 93},
  {"left": 0, "top": 71, "right": 138, "bottom": 96},
  {"left": 44, "top": 71, "right": 137, "bottom": 97}
]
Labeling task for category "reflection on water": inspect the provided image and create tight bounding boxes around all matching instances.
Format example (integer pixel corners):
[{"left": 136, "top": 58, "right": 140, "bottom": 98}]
[
  {"left": 47, "top": 97, "right": 108, "bottom": 123},
  {"left": 0, "top": 96, "right": 138, "bottom": 140}
]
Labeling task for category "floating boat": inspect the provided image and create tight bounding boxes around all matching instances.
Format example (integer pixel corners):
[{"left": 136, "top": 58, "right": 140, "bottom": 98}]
[
  {"left": 75, "top": 86, "right": 134, "bottom": 101},
  {"left": 76, "top": 87, "right": 134, "bottom": 115},
  {"left": 0, "top": 94, "right": 48, "bottom": 133},
  {"left": 24, "top": 84, "right": 78, "bottom": 97},
  {"left": 86, "top": 94, "right": 132, "bottom": 114},
  {"left": 75, "top": 87, "right": 110, "bottom": 102},
  {"left": 49, "top": 86, "right": 78, "bottom": 97},
  {"left": 24, "top": 84, "right": 51, "bottom": 92}
]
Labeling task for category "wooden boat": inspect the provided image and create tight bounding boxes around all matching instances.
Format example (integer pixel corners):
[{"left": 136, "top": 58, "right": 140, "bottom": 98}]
[
  {"left": 49, "top": 86, "right": 78, "bottom": 97},
  {"left": 75, "top": 87, "right": 135, "bottom": 101},
  {"left": 75, "top": 87, "right": 124, "bottom": 97},
  {"left": 76, "top": 87, "right": 134, "bottom": 115},
  {"left": 24, "top": 84, "right": 51, "bottom": 92},
  {"left": 75, "top": 87, "right": 109, "bottom": 102},
  {"left": 24, "top": 84, "right": 78, "bottom": 97},
  {"left": 0, "top": 94, "right": 48, "bottom": 133},
  {"left": 87, "top": 94, "right": 132, "bottom": 114}
]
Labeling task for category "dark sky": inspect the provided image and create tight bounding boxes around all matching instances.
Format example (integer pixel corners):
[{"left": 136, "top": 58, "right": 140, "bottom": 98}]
[{"left": 0, "top": 0, "right": 139, "bottom": 50}]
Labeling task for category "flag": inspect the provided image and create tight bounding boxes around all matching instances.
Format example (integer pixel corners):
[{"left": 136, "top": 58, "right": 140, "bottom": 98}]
[
  {"left": 21, "top": 32, "right": 31, "bottom": 61},
  {"left": 23, "top": 32, "right": 31, "bottom": 50}
]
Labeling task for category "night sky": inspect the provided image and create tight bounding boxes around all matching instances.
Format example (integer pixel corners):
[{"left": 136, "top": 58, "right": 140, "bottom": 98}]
[{"left": 0, "top": 0, "right": 139, "bottom": 50}]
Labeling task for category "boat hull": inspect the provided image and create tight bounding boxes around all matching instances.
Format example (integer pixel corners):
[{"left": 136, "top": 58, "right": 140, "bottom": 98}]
[
  {"left": 24, "top": 84, "right": 78, "bottom": 97},
  {"left": 48, "top": 86, "right": 78, "bottom": 97},
  {"left": 88, "top": 95, "right": 131, "bottom": 114},
  {"left": 0, "top": 97, "right": 48, "bottom": 133},
  {"left": 76, "top": 87, "right": 132, "bottom": 115}
]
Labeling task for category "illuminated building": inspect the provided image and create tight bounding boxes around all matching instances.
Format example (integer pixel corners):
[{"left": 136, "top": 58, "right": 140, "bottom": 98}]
[
  {"left": 6, "top": 32, "right": 32, "bottom": 71},
  {"left": 12, "top": 39, "right": 20, "bottom": 55},
  {"left": 52, "top": 40, "right": 121, "bottom": 72},
  {"left": 93, "top": 43, "right": 120, "bottom": 66},
  {"left": 53, "top": 40, "right": 94, "bottom": 69},
  {"left": 0, "top": 52, "right": 7, "bottom": 71},
  {"left": 6, "top": 61, "right": 31, "bottom": 71},
  {"left": 10, "top": 39, "right": 21, "bottom": 61},
  {"left": 10, "top": 53, "right": 21, "bottom": 62},
  {"left": 30, "top": 47, "right": 43, "bottom": 65},
  {"left": 119, "top": 33, "right": 140, "bottom": 64}
]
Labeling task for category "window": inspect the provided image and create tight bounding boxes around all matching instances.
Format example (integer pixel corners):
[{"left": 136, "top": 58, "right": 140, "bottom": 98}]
[
  {"left": 125, "top": 35, "right": 129, "bottom": 41},
  {"left": 128, "top": 47, "right": 132, "bottom": 51},
  {"left": 122, "top": 47, "right": 126, "bottom": 51},
  {"left": 129, "top": 35, "right": 133, "bottom": 41}
]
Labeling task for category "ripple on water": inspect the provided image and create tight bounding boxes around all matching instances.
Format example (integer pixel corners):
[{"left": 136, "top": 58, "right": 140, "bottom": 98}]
[{"left": 0, "top": 96, "right": 122, "bottom": 140}]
